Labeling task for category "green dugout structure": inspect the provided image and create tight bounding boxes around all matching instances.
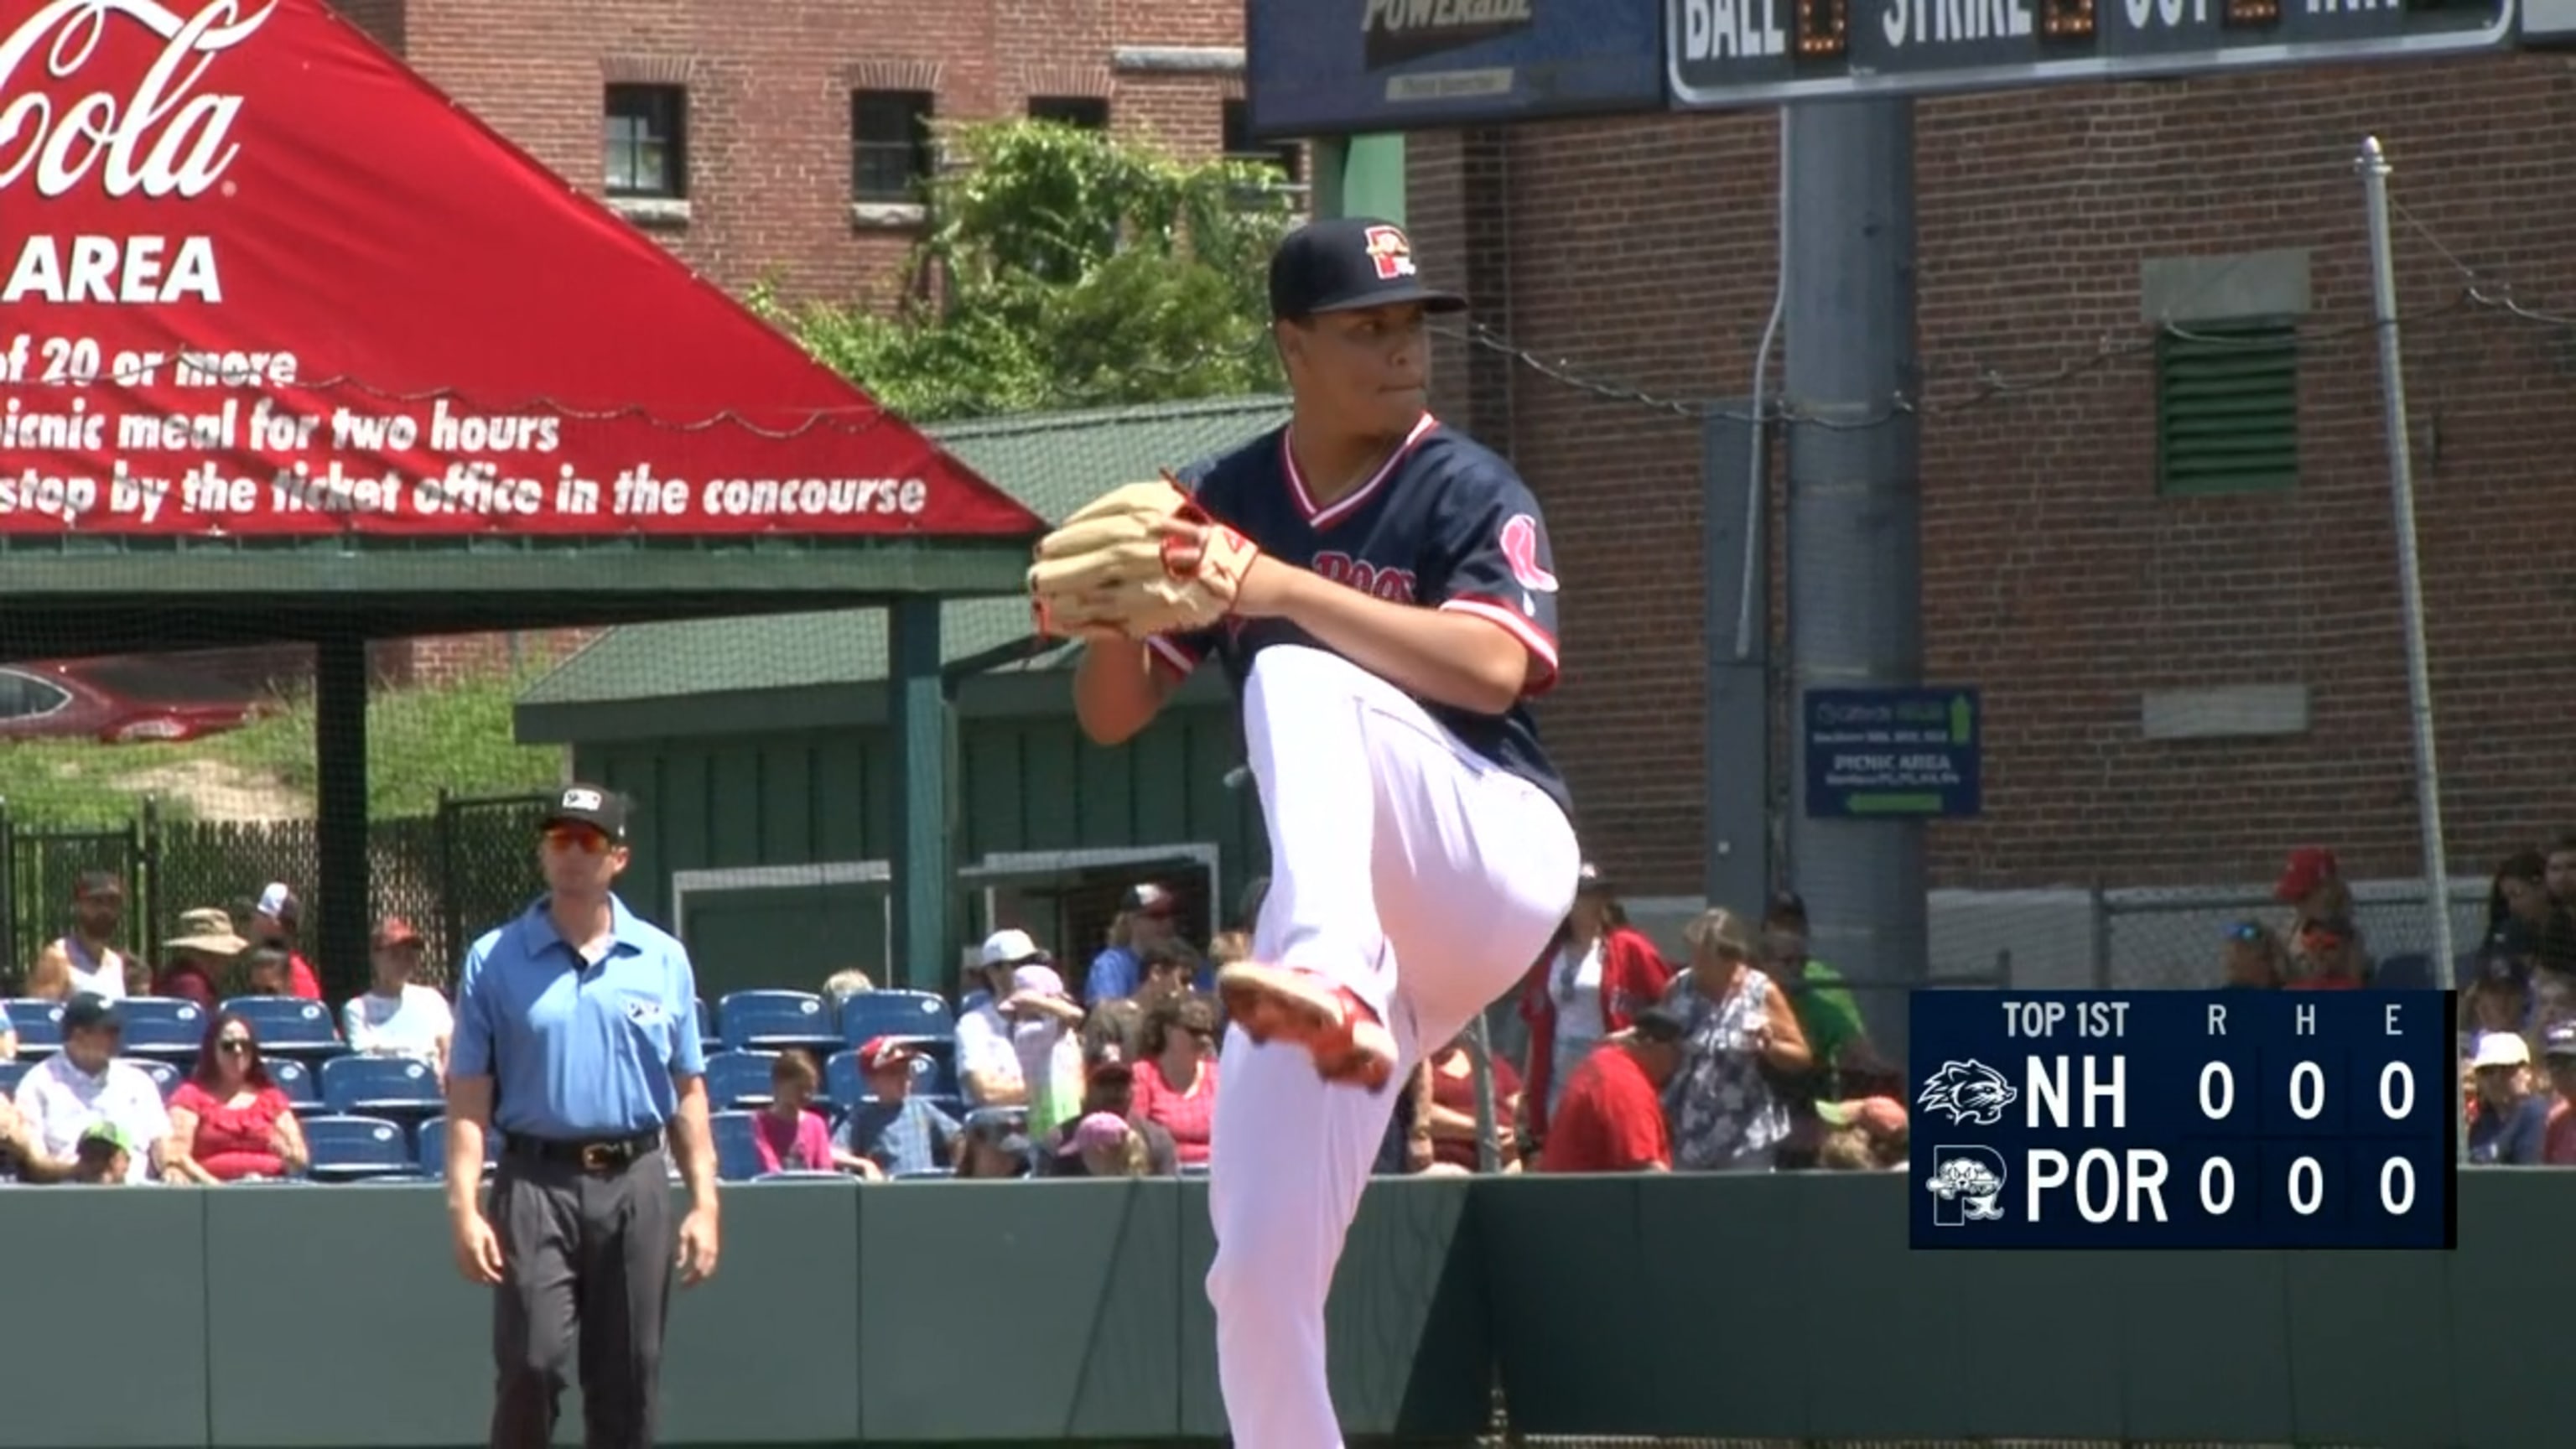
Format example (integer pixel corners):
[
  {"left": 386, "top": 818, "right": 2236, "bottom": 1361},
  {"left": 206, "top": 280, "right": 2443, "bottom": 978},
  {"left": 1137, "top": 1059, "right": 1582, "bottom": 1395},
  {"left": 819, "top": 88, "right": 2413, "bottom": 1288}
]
[{"left": 14, "top": 1169, "right": 2568, "bottom": 1448}]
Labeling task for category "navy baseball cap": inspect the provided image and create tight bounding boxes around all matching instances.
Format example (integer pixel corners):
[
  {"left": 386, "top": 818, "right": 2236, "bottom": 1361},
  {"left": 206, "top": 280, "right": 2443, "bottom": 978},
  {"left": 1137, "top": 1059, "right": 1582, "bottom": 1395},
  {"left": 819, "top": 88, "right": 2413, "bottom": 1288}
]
[{"left": 1268, "top": 217, "right": 1465, "bottom": 320}]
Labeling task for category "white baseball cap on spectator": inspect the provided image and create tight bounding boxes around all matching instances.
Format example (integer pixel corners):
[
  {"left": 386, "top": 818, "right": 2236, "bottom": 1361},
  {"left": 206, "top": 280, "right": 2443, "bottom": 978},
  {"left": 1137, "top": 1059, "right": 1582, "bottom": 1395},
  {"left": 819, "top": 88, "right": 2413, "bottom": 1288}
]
[
  {"left": 979, "top": 929, "right": 1050, "bottom": 969},
  {"left": 2471, "top": 1031, "right": 2532, "bottom": 1070}
]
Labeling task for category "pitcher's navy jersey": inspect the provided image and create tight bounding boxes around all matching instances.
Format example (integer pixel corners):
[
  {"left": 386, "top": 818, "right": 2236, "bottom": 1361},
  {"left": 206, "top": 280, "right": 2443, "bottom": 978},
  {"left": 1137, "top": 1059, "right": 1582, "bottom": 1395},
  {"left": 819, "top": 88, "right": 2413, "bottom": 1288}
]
[{"left": 1146, "top": 414, "right": 1572, "bottom": 818}]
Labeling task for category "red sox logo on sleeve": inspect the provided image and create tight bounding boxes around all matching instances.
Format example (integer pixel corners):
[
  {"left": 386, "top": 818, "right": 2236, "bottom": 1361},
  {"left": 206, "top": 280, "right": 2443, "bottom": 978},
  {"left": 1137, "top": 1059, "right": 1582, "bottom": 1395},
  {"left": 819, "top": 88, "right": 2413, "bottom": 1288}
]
[
  {"left": 1498, "top": 514, "right": 1558, "bottom": 593},
  {"left": 1363, "top": 226, "right": 1419, "bottom": 281}
]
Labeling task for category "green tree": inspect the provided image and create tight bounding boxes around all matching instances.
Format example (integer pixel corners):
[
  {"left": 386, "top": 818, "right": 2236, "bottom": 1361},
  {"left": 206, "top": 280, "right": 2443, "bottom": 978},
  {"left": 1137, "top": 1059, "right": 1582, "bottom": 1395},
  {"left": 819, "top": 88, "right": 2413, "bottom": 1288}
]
[{"left": 754, "top": 120, "right": 1299, "bottom": 422}]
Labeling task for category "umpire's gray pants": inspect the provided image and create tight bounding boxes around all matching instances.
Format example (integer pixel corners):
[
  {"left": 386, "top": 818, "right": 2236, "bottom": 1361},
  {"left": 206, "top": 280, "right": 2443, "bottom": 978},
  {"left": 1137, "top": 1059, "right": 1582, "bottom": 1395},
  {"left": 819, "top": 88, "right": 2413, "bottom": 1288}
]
[{"left": 490, "top": 1149, "right": 674, "bottom": 1449}]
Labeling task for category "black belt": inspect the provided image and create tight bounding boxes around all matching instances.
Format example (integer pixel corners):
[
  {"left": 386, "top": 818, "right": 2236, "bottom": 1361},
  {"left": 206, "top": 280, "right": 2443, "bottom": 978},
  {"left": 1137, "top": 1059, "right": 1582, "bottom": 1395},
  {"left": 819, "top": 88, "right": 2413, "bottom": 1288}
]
[{"left": 502, "top": 1129, "right": 664, "bottom": 1173}]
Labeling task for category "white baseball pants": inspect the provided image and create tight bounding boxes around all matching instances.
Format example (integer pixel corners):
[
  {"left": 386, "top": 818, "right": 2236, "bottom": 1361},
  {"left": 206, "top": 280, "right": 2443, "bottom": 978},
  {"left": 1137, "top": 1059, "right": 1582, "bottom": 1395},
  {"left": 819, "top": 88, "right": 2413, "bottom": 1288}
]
[{"left": 1205, "top": 644, "right": 1579, "bottom": 1449}]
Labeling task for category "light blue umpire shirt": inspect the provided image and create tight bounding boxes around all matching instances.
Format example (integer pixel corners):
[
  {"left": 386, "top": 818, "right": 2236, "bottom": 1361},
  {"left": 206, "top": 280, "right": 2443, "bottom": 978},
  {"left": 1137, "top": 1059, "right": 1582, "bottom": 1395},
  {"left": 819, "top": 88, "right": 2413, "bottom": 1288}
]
[{"left": 449, "top": 894, "right": 707, "bottom": 1141}]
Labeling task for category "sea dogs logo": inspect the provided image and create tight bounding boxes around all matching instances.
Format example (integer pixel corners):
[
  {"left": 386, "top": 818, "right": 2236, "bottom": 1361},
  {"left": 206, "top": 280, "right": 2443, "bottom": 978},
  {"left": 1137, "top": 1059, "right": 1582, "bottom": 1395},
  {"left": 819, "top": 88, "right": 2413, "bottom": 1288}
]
[
  {"left": 1360, "top": 0, "right": 1537, "bottom": 71},
  {"left": 1363, "top": 224, "right": 1418, "bottom": 281},
  {"left": 1916, "top": 1058, "right": 2016, "bottom": 1127},
  {"left": 1925, "top": 1146, "right": 2007, "bottom": 1227}
]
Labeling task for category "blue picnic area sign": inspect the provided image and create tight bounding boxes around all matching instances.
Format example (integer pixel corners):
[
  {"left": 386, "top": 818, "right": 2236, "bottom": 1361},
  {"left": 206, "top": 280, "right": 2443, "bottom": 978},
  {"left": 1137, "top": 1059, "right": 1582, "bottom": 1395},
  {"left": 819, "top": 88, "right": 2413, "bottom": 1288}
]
[{"left": 1803, "top": 687, "right": 1981, "bottom": 819}]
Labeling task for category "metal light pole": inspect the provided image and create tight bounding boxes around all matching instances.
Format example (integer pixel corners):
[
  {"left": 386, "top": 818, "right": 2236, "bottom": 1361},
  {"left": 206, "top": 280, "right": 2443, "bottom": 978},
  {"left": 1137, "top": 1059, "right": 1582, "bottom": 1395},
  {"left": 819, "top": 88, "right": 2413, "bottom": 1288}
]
[{"left": 2356, "top": 134, "right": 2459, "bottom": 988}]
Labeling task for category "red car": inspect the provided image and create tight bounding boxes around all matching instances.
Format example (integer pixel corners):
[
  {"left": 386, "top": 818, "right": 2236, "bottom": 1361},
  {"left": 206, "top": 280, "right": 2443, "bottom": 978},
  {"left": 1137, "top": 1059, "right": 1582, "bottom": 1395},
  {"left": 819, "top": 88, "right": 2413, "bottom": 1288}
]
[{"left": 0, "top": 657, "right": 263, "bottom": 744}]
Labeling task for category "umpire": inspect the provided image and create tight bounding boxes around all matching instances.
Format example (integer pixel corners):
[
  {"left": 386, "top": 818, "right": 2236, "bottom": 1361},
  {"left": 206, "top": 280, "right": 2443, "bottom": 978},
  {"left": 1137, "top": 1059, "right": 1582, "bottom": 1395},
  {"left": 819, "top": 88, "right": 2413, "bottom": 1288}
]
[{"left": 444, "top": 783, "right": 719, "bottom": 1448}]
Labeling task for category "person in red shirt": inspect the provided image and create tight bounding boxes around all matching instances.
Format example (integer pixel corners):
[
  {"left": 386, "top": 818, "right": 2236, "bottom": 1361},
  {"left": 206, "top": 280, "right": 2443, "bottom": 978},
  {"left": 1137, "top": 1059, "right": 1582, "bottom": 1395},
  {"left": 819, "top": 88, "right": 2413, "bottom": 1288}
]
[
  {"left": 1131, "top": 992, "right": 1220, "bottom": 1166},
  {"left": 1536, "top": 1008, "right": 1685, "bottom": 1174},
  {"left": 1517, "top": 864, "right": 1674, "bottom": 1146},
  {"left": 164, "top": 1009, "right": 309, "bottom": 1183}
]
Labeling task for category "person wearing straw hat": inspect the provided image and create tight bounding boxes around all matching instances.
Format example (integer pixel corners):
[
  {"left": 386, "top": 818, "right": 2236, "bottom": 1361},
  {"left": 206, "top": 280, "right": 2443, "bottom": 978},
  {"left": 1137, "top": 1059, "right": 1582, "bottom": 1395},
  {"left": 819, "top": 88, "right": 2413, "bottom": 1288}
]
[{"left": 153, "top": 907, "right": 252, "bottom": 1009}]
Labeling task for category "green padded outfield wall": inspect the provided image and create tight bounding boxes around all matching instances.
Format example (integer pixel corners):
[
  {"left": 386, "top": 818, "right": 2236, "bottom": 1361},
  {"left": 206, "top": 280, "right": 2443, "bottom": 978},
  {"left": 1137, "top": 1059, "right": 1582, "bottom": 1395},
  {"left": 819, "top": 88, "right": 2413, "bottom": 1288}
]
[{"left": 6, "top": 1171, "right": 2570, "bottom": 1446}]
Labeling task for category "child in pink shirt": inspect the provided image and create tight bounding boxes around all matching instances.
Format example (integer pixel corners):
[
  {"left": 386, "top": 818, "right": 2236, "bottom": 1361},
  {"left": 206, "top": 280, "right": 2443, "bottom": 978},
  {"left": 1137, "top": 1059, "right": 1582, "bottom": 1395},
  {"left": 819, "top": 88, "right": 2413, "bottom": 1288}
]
[{"left": 754, "top": 1050, "right": 836, "bottom": 1173}]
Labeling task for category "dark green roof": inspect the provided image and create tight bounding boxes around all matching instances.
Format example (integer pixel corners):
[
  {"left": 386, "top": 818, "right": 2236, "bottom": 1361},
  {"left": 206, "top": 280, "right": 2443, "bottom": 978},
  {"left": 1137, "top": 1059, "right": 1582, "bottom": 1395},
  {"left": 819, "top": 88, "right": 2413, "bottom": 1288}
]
[{"left": 516, "top": 395, "right": 1287, "bottom": 722}]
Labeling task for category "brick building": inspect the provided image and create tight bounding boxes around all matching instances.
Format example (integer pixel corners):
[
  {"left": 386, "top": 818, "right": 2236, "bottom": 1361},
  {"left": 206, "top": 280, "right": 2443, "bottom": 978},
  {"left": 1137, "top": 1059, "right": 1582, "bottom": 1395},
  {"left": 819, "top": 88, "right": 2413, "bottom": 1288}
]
[{"left": 1407, "top": 57, "right": 2576, "bottom": 900}]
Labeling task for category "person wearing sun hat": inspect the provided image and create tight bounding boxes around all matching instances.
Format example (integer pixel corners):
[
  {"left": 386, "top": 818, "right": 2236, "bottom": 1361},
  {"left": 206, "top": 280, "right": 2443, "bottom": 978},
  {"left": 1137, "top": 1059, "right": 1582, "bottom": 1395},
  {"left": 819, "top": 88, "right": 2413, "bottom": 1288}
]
[{"left": 152, "top": 906, "right": 252, "bottom": 1009}]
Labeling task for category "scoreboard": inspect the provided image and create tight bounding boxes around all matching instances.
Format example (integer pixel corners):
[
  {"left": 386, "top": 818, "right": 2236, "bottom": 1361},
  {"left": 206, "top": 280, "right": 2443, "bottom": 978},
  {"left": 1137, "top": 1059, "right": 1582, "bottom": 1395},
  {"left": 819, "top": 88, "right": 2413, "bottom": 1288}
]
[
  {"left": 1909, "top": 990, "right": 2458, "bottom": 1250},
  {"left": 1668, "top": 0, "right": 2519, "bottom": 108}
]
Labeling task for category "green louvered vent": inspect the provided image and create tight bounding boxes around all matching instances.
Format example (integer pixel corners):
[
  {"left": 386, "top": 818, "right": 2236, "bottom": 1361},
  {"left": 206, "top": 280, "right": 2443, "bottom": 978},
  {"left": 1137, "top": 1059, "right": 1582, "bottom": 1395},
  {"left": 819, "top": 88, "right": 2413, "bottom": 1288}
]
[{"left": 2156, "top": 321, "right": 2299, "bottom": 496}]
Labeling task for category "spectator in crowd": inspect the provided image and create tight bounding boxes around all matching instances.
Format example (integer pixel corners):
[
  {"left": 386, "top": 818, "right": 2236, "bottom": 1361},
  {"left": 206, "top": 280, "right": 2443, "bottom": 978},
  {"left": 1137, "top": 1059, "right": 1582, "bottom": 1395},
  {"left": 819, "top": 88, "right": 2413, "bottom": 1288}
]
[
  {"left": 343, "top": 917, "right": 453, "bottom": 1073},
  {"left": 1758, "top": 891, "right": 1884, "bottom": 1091},
  {"left": 153, "top": 906, "right": 250, "bottom": 1008},
  {"left": 2485, "top": 851, "right": 2555, "bottom": 946},
  {"left": 1080, "top": 998, "right": 1145, "bottom": 1067},
  {"left": 2465, "top": 1031, "right": 2547, "bottom": 1166},
  {"left": 2289, "top": 916, "right": 2370, "bottom": 990},
  {"left": 750, "top": 1050, "right": 837, "bottom": 1174},
  {"left": 1054, "top": 1111, "right": 1152, "bottom": 1178},
  {"left": 2533, "top": 915, "right": 2576, "bottom": 1031},
  {"left": 164, "top": 1009, "right": 308, "bottom": 1183},
  {"left": 1519, "top": 862, "right": 1672, "bottom": 1145},
  {"left": 2546, "top": 834, "right": 2576, "bottom": 911},
  {"left": 1415, "top": 1033, "right": 1521, "bottom": 1173},
  {"left": 1811, "top": 1096, "right": 1908, "bottom": 1170},
  {"left": 242, "top": 948, "right": 299, "bottom": 999},
  {"left": 2273, "top": 846, "right": 2351, "bottom": 942},
  {"left": 954, "top": 1115, "right": 1038, "bottom": 1179},
  {"left": 1132, "top": 992, "right": 1220, "bottom": 1166},
  {"left": 1042, "top": 1057, "right": 1179, "bottom": 1175},
  {"left": 833, "top": 1036, "right": 956, "bottom": 1178},
  {"left": 11, "top": 994, "right": 169, "bottom": 1184},
  {"left": 1662, "top": 906, "right": 1811, "bottom": 1172},
  {"left": 0, "top": 1000, "right": 14, "bottom": 1062},
  {"left": 24, "top": 870, "right": 141, "bottom": 1001},
  {"left": 1208, "top": 877, "right": 1267, "bottom": 981},
  {"left": 1132, "top": 940, "right": 1202, "bottom": 1009},
  {"left": 250, "top": 882, "right": 325, "bottom": 1000},
  {"left": 1007, "top": 963, "right": 1088, "bottom": 1144},
  {"left": 2541, "top": 1024, "right": 2576, "bottom": 1164},
  {"left": 2461, "top": 945, "right": 2536, "bottom": 1057},
  {"left": 1536, "top": 1007, "right": 1687, "bottom": 1174},
  {"left": 1083, "top": 882, "right": 1178, "bottom": 1003},
  {"left": 955, "top": 929, "right": 1047, "bottom": 1108},
  {"left": 0, "top": 1088, "right": 49, "bottom": 1181},
  {"left": 2221, "top": 921, "right": 2290, "bottom": 989},
  {"left": 70, "top": 1122, "right": 134, "bottom": 1185},
  {"left": 820, "top": 967, "right": 874, "bottom": 1005}
]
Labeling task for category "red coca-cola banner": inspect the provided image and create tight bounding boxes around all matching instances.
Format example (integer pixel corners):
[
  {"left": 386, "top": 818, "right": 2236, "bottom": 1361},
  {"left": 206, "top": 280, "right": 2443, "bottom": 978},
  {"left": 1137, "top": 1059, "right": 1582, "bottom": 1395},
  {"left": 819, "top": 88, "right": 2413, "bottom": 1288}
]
[{"left": 0, "top": 0, "right": 1044, "bottom": 538}]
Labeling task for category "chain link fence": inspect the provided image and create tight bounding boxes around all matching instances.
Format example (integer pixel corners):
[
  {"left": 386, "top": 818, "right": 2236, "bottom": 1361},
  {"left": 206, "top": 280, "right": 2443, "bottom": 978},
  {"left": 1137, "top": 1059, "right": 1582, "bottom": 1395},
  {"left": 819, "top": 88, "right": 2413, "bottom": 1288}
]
[{"left": 0, "top": 789, "right": 548, "bottom": 994}]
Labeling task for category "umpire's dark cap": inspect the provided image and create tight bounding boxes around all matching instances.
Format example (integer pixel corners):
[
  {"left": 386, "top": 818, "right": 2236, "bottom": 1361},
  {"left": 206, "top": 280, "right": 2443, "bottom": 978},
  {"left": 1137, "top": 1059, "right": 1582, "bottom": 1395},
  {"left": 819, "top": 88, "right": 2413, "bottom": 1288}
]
[
  {"left": 1269, "top": 217, "right": 1466, "bottom": 321},
  {"left": 542, "top": 783, "right": 629, "bottom": 841}
]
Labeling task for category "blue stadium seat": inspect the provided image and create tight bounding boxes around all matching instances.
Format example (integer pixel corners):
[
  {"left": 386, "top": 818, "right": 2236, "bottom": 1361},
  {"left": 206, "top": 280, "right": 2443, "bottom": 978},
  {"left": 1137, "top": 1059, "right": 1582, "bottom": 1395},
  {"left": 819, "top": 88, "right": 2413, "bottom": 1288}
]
[
  {"left": 3, "top": 998, "right": 62, "bottom": 1055},
  {"left": 703, "top": 1050, "right": 778, "bottom": 1109},
  {"left": 717, "top": 990, "right": 839, "bottom": 1052},
  {"left": 319, "top": 1055, "right": 443, "bottom": 1117},
  {"left": 118, "top": 997, "right": 209, "bottom": 1061},
  {"left": 696, "top": 996, "right": 718, "bottom": 1052},
  {"left": 0, "top": 1061, "right": 28, "bottom": 1098},
  {"left": 301, "top": 1114, "right": 413, "bottom": 1181},
  {"left": 709, "top": 1110, "right": 764, "bottom": 1182},
  {"left": 414, "top": 1114, "right": 498, "bottom": 1179},
  {"left": 122, "top": 1057, "right": 182, "bottom": 1098},
  {"left": 839, "top": 989, "right": 954, "bottom": 1046},
  {"left": 221, "top": 995, "right": 342, "bottom": 1057},
  {"left": 267, "top": 1057, "right": 322, "bottom": 1113}
]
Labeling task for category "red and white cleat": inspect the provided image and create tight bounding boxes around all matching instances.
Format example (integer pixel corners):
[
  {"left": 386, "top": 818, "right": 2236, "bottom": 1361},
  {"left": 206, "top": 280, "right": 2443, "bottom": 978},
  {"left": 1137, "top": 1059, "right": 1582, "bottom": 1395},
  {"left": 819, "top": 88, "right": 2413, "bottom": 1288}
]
[{"left": 1216, "top": 963, "right": 1397, "bottom": 1091}]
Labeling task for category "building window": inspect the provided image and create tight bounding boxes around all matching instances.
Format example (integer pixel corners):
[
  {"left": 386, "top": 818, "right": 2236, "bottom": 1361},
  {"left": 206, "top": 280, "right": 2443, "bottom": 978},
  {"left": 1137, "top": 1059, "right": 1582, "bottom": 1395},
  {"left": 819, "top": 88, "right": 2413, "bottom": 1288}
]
[
  {"left": 852, "top": 91, "right": 935, "bottom": 202},
  {"left": 1026, "top": 95, "right": 1109, "bottom": 131},
  {"left": 1221, "top": 99, "right": 1300, "bottom": 184},
  {"left": 2155, "top": 321, "right": 2298, "bottom": 496},
  {"left": 604, "top": 84, "right": 688, "bottom": 199}
]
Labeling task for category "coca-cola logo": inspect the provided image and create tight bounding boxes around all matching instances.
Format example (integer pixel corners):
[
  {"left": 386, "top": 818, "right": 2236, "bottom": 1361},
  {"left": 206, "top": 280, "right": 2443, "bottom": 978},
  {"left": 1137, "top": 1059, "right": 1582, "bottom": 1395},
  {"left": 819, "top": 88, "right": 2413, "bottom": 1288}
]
[{"left": 0, "top": 0, "right": 273, "bottom": 201}]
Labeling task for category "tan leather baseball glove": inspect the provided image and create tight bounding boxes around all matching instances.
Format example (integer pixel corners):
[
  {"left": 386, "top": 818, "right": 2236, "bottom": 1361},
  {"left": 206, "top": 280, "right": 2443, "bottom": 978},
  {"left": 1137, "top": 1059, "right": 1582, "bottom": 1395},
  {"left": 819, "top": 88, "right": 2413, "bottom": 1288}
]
[{"left": 1028, "top": 473, "right": 1262, "bottom": 640}]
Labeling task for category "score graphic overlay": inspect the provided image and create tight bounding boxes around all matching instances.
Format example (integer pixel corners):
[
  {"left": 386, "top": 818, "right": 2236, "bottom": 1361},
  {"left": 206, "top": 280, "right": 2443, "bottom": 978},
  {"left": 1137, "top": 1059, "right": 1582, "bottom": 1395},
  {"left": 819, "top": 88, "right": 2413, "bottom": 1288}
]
[{"left": 1909, "top": 991, "right": 2458, "bottom": 1249}]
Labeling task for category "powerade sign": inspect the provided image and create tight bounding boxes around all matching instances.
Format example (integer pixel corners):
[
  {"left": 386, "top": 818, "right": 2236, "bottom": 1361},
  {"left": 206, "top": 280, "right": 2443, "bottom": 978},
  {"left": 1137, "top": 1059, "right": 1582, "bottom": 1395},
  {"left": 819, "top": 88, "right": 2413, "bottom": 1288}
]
[{"left": 1244, "top": 0, "right": 1668, "bottom": 138}]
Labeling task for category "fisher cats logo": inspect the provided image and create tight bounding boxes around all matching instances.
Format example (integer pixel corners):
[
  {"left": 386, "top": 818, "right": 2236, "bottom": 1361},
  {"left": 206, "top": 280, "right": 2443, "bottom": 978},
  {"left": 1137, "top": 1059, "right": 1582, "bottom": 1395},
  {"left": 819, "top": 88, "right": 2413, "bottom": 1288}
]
[{"left": 0, "top": 0, "right": 276, "bottom": 304}]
